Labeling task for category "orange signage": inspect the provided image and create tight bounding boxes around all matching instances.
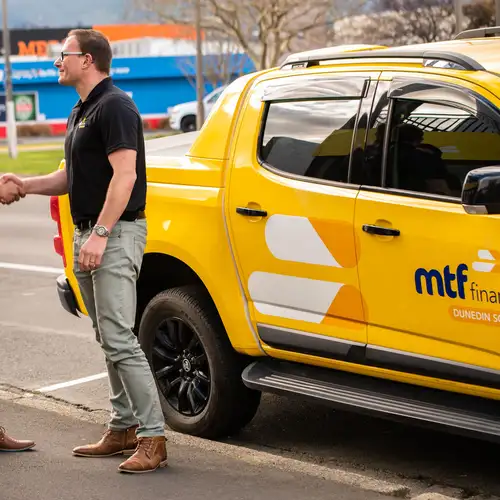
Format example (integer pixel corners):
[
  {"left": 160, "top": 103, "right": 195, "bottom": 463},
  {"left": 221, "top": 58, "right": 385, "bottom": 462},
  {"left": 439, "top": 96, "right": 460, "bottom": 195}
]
[
  {"left": 18, "top": 40, "right": 61, "bottom": 57},
  {"left": 9, "top": 24, "right": 201, "bottom": 58},
  {"left": 94, "top": 24, "right": 201, "bottom": 42}
]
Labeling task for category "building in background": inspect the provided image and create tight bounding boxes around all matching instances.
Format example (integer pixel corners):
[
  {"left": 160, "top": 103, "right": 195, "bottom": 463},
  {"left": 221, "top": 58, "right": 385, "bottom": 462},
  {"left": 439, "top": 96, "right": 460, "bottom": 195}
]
[
  {"left": 0, "top": 27, "right": 83, "bottom": 57},
  {"left": 0, "top": 24, "right": 255, "bottom": 138}
]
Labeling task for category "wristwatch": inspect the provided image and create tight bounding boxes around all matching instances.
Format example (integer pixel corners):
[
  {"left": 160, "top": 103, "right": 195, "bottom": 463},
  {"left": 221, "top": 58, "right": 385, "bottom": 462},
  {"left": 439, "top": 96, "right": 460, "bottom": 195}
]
[{"left": 93, "top": 224, "right": 110, "bottom": 237}]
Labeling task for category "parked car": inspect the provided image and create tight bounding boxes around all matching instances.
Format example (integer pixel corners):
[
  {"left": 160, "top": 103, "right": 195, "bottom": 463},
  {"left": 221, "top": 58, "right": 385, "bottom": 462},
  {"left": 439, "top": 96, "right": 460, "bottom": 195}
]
[
  {"left": 167, "top": 86, "right": 226, "bottom": 132},
  {"left": 53, "top": 26, "right": 500, "bottom": 442}
]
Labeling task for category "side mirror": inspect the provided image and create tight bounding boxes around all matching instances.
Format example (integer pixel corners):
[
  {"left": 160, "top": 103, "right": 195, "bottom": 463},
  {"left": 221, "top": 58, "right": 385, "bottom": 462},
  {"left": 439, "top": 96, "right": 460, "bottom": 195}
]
[{"left": 462, "top": 166, "right": 500, "bottom": 215}]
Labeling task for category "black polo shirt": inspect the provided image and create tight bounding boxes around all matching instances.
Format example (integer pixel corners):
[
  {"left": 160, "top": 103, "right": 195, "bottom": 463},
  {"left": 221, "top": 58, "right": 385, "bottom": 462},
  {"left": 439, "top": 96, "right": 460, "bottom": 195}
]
[{"left": 64, "top": 77, "right": 146, "bottom": 225}]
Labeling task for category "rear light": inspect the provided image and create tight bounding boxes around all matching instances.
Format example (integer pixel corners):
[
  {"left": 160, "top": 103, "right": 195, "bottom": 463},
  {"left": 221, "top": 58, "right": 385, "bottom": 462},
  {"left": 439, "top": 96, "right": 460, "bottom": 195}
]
[
  {"left": 50, "top": 196, "right": 67, "bottom": 268},
  {"left": 50, "top": 196, "right": 59, "bottom": 222},
  {"left": 54, "top": 236, "right": 64, "bottom": 257}
]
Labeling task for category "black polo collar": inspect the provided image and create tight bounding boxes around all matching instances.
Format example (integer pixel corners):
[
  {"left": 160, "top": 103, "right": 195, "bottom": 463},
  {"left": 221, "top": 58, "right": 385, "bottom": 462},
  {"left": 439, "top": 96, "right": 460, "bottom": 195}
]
[{"left": 74, "top": 77, "right": 113, "bottom": 108}]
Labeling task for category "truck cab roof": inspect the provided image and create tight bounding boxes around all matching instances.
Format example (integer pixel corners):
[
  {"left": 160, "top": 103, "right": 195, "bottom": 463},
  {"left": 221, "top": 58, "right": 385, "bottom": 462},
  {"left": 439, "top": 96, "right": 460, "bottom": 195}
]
[{"left": 281, "top": 28, "right": 500, "bottom": 74}]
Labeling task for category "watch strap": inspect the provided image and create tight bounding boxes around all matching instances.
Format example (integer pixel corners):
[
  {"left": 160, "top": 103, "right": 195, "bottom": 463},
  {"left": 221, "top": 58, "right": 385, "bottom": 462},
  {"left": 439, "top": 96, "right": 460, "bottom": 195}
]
[{"left": 93, "top": 224, "right": 110, "bottom": 237}]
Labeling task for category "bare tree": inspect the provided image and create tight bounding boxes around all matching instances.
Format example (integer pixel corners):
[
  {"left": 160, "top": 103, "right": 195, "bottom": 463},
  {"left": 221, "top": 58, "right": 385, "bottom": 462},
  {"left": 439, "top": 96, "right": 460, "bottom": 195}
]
[
  {"left": 132, "top": 0, "right": 360, "bottom": 70},
  {"left": 176, "top": 32, "right": 251, "bottom": 90},
  {"left": 334, "top": 0, "right": 455, "bottom": 46},
  {"left": 463, "top": 0, "right": 495, "bottom": 29}
]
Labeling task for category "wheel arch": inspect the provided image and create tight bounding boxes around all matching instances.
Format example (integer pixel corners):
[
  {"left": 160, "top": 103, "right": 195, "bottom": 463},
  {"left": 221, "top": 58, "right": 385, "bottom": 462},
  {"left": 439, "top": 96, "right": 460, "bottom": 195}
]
[
  {"left": 135, "top": 252, "right": 210, "bottom": 334},
  {"left": 135, "top": 238, "right": 263, "bottom": 356}
]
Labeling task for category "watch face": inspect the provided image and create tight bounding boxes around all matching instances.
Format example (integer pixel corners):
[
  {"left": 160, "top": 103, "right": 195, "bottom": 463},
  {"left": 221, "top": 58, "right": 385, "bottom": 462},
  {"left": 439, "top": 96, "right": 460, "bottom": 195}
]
[{"left": 95, "top": 226, "right": 107, "bottom": 236}]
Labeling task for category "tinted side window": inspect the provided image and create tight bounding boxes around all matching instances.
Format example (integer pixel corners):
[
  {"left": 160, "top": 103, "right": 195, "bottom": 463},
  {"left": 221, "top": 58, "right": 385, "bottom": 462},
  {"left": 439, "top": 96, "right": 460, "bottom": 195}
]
[
  {"left": 207, "top": 91, "right": 222, "bottom": 104},
  {"left": 387, "top": 100, "right": 500, "bottom": 197},
  {"left": 260, "top": 99, "right": 361, "bottom": 183}
]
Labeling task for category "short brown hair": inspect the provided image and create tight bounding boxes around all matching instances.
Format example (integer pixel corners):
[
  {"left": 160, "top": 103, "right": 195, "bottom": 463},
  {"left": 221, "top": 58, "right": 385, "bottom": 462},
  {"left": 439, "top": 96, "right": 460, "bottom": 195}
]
[{"left": 67, "top": 29, "right": 112, "bottom": 75}]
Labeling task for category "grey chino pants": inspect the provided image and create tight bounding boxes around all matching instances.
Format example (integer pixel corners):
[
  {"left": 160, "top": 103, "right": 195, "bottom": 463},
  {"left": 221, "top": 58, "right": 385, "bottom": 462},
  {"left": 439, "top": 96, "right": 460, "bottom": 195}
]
[{"left": 73, "top": 219, "right": 165, "bottom": 437}]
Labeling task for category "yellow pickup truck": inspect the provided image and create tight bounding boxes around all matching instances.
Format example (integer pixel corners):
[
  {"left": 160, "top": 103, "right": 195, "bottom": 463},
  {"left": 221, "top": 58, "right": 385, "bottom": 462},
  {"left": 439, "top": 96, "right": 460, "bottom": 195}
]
[{"left": 52, "top": 27, "right": 500, "bottom": 441}]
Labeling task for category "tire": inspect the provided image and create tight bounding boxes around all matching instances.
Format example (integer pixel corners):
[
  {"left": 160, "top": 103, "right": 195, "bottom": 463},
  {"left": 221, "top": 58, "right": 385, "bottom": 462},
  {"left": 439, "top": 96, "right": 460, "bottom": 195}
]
[
  {"left": 138, "top": 285, "right": 261, "bottom": 438},
  {"left": 180, "top": 115, "right": 196, "bottom": 133}
]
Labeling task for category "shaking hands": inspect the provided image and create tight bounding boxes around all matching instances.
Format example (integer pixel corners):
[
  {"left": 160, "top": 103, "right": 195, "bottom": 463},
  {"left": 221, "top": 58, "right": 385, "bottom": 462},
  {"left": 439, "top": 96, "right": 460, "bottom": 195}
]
[{"left": 0, "top": 174, "right": 26, "bottom": 205}]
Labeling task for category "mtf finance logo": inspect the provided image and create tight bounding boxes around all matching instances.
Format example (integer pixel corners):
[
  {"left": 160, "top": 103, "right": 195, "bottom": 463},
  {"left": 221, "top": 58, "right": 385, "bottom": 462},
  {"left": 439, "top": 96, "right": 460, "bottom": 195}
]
[{"left": 415, "top": 264, "right": 468, "bottom": 299}]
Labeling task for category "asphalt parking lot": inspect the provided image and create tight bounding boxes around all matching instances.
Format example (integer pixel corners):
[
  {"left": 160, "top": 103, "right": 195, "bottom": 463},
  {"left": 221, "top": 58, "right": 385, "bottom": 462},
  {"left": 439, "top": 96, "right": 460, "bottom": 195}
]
[{"left": 2, "top": 195, "right": 500, "bottom": 498}]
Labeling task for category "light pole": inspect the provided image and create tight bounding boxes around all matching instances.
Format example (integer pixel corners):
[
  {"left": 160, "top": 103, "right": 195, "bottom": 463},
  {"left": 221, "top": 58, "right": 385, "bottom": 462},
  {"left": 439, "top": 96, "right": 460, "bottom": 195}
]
[
  {"left": 455, "top": 0, "right": 464, "bottom": 35},
  {"left": 1, "top": 0, "right": 17, "bottom": 158},
  {"left": 496, "top": 0, "right": 500, "bottom": 26},
  {"left": 195, "top": 0, "right": 205, "bottom": 130}
]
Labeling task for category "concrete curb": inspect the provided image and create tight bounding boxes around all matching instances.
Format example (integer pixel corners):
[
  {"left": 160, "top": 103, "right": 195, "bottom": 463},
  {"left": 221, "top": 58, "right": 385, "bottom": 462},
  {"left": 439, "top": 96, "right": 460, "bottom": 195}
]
[{"left": 0, "top": 385, "right": 473, "bottom": 500}]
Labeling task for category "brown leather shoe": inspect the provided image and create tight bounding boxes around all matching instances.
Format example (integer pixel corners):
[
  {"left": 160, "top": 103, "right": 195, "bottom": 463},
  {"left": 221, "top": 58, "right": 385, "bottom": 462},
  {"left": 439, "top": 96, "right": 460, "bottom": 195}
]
[
  {"left": 72, "top": 426, "right": 138, "bottom": 457},
  {"left": 118, "top": 436, "right": 167, "bottom": 474},
  {"left": 0, "top": 426, "right": 35, "bottom": 452}
]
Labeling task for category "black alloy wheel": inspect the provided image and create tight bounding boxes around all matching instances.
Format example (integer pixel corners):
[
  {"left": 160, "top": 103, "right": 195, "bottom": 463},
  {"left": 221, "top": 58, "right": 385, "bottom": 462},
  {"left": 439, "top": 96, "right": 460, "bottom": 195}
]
[
  {"left": 139, "top": 286, "right": 261, "bottom": 438},
  {"left": 152, "top": 316, "right": 210, "bottom": 416}
]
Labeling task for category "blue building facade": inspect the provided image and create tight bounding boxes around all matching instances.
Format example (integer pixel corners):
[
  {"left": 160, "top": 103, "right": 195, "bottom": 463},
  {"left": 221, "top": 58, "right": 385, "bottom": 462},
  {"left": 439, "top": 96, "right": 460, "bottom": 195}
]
[{"left": 0, "top": 53, "right": 254, "bottom": 135}]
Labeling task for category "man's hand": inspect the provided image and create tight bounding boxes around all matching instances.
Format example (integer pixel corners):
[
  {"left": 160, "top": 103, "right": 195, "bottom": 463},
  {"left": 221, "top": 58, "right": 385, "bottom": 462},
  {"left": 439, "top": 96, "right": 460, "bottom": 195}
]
[
  {"left": 78, "top": 233, "right": 108, "bottom": 272},
  {"left": 0, "top": 174, "right": 25, "bottom": 205}
]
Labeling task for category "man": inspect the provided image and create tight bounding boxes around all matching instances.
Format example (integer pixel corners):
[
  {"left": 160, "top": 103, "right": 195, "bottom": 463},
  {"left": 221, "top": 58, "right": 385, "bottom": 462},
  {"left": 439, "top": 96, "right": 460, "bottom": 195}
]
[
  {"left": 0, "top": 178, "right": 35, "bottom": 453},
  {"left": 2, "top": 29, "right": 166, "bottom": 474}
]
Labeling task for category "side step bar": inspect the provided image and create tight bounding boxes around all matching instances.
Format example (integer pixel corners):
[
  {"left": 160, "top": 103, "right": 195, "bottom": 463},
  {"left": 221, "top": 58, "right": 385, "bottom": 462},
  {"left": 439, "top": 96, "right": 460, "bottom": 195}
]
[{"left": 242, "top": 359, "right": 500, "bottom": 442}]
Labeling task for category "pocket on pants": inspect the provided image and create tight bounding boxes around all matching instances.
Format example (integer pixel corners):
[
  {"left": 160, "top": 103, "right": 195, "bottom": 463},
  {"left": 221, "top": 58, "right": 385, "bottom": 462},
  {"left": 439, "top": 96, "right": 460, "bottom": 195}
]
[
  {"left": 73, "top": 229, "right": 93, "bottom": 274},
  {"left": 133, "top": 222, "right": 147, "bottom": 274},
  {"left": 108, "top": 222, "right": 122, "bottom": 239}
]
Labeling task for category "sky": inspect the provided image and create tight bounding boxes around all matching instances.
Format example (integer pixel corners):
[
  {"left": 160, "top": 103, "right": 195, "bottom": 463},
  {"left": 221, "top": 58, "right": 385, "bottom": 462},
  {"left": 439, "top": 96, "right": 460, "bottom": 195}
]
[
  {"left": 0, "top": 0, "right": 145, "bottom": 29},
  {"left": 1, "top": 0, "right": 372, "bottom": 30}
]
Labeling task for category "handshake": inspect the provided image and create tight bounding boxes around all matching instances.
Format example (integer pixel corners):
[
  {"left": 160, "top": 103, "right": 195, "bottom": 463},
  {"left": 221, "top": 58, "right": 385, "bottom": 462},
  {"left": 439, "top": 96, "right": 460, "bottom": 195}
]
[{"left": 0, "top": 174, "right": 26, "bottom": 205}]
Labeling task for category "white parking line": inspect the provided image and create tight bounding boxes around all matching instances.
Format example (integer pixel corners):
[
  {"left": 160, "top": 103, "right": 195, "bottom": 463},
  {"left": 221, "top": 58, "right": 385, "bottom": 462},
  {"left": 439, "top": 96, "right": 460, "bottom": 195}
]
[
  {"left": 0, "top": 262, "right": 63, "bottom": 274},
  {"left": 38, "top": 373, "right": 107, "bottom": 393},
  {"left": 0, "top": 321, "right": 91, "bottom": 340}
]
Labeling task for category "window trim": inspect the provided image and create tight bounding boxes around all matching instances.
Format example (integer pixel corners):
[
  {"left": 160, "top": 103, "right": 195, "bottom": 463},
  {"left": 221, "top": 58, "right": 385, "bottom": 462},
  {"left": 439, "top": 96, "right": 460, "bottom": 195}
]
[
  {"left": 262, "top": 74, "right": 370, "bottom": 102},
  {"left": 371, "top": 76, "right": 500, "bottom": 202},
  {"left": 360, "top": 184, "right": 460, "bottom": 204},
  {"left": 388, "top": 78, "right": 500, "bottom": 125},
  {"left": 380, "top": 97, "right": 394, "bottom": 189}
]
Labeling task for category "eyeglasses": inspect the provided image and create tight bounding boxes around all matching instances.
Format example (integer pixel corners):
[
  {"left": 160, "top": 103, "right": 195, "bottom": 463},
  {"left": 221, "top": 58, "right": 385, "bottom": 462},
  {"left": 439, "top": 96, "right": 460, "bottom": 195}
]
[{"left": 58, "top": 51, "right": 84, "bottom": 61}]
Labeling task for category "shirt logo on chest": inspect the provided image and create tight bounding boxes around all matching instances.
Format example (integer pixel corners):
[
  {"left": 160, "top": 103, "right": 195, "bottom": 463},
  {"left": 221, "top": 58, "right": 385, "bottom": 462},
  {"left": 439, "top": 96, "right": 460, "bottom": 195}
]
[{"left": 78, "top": 117, "right": 87, "bottom": 129}]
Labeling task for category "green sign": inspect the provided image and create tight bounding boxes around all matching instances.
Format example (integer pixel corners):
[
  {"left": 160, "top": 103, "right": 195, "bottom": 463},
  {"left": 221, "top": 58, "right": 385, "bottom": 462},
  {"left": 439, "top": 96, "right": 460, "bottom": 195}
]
[{"left": 13, "top": 93, "right": 37, "bottom": 122}]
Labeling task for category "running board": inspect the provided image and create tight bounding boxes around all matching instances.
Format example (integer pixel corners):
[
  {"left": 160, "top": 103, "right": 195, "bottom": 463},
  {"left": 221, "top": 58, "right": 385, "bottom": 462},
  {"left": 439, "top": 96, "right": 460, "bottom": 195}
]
[{"left": 242, "top": 359, "right": 500, "bottom": 442}]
